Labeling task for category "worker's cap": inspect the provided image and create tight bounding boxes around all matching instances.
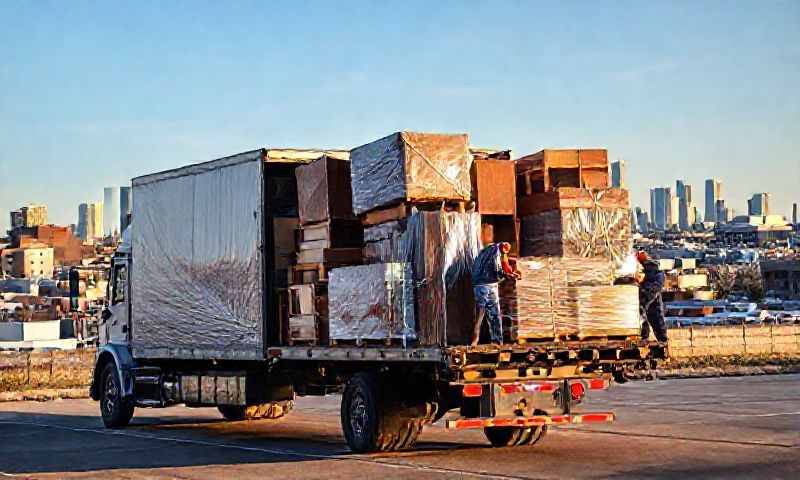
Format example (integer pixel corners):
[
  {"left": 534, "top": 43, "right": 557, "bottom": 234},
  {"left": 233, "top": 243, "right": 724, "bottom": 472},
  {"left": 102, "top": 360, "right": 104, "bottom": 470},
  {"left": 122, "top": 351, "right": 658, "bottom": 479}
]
[
  {"left": 499, "top": 242, "right": 512, "bottom": 253},
  {"left": 636, "top": 250, "right": 649, "bottom": 263}
]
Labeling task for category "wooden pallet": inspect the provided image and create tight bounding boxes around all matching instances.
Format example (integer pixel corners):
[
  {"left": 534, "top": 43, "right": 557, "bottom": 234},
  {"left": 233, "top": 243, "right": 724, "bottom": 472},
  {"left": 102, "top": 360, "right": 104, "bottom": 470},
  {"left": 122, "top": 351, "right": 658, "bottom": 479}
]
[
  {"left": 330, "top": 337, "right": 410, "bottom": 347},
  {"left": 515, "top": 333, "right": 639, "bottom": 346},
  {"left": 360, "top": 200, "right": 472, "bottom": 226}
]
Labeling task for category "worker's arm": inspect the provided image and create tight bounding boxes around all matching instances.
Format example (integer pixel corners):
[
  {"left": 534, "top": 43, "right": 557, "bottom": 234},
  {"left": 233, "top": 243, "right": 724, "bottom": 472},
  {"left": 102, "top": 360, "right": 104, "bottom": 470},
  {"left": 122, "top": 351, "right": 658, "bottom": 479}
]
[{"left": 501, "top": 255, "right": 521, "bottom": 280}]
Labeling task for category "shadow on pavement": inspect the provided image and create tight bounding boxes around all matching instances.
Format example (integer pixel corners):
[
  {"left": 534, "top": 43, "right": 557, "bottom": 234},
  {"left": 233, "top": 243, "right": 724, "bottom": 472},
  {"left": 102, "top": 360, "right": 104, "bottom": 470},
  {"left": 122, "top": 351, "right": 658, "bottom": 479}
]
[{"left": 0, "top": 410, "right": 475, "bottom": 475}]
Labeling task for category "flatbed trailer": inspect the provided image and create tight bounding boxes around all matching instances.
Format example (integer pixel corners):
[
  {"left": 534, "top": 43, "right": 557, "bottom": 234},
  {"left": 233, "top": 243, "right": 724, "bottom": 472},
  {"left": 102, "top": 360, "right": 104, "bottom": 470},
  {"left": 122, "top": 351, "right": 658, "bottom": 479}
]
[{"left": 90, "top": 147, "right": 667, "bottom": 452}]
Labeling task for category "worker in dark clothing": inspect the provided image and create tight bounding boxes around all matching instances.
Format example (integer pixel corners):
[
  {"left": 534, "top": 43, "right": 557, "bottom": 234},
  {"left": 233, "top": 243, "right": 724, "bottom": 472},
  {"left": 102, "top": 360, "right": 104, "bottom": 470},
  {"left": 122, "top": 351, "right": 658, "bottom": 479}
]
[
  {"left": 636, "top": 251, "right": 668, "bottom": 342},
  {"left": 471, "top": 242, "right": 520, "bottom": 346},
  {"left": 68, "top": 267, "right": 80, "bottom": 312}
]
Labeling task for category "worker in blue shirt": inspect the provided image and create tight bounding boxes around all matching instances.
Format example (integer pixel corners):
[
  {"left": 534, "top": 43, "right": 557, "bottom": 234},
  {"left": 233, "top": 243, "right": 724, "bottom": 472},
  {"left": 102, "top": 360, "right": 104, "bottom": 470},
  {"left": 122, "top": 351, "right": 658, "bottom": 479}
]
[{"left": 471, "top": 242, "right": 520, "bottom": 346}]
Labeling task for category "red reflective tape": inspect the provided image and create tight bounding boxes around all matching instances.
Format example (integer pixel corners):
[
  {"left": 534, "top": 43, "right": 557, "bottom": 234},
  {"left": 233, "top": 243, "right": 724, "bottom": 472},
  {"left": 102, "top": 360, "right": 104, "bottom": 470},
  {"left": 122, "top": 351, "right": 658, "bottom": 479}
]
[
  {"left": 550, "top": 415, "right": 570, "bottom": 424},
  {"left": 588, "top": 379, "right": 607, "bottom": 390},
  {"left": 536, "top": 383, "right": 557, "bottom": 392},
  {"left": 454, "top": 419, "right": 485, "bottom": 429},
  {"left": 500, "top": 384, "right": 522, "bottom": 394},
  {"left": 580, "top": 413, "right": 615, "bottom": 423},
  {"left": 523, "top": 417, "right": 549, "bottom": 426},
  {"left": 462, "top": 384, "right": 483, "bottom": 397},
  {"left": 493, "top": 418, "right": 515, "bottom": 427}
]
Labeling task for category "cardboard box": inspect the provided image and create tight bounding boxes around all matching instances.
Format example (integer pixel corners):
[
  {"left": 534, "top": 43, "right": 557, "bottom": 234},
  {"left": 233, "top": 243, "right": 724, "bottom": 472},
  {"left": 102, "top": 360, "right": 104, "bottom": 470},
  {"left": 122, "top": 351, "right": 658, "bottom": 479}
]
[{"left": 471, "top": 158, "right": 516, "bottom": 215}]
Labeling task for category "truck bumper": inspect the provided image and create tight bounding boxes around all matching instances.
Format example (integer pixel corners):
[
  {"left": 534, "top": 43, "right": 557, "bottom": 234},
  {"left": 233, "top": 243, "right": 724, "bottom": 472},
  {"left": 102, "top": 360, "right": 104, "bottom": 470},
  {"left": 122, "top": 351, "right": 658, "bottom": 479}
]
[{"left": 446, "top": 412, "right": 615, "bottom": 429}]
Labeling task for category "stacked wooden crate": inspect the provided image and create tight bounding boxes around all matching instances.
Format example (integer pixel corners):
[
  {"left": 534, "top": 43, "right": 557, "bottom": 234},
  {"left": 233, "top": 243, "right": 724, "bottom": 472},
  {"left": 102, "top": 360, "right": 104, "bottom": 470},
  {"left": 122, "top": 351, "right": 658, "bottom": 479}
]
[
  {"left": 289, "top": 155, "right": 363, "bottom": 345},
  {"left": 501, "top": 148, "right": 639, "bottom": 343},
  {"left": 347, "top": 132, "right": 479, "bottom": 345},
  {"left": 515, "top": 149, "right": 631, "bottom": 267},
  {"left": 470, "top": 148, "right": 519, "bottom": 254}
]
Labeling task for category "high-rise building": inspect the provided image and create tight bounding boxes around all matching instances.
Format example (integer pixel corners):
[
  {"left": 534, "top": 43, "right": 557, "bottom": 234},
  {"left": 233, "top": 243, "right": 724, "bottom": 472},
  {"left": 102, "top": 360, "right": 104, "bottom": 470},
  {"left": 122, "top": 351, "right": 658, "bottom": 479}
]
[
  {"left": 103, "top": 187, "right": 121, "bottom": 237},
  {"left": 611, "top": 160, "right": 625, "bottom": 188},
  {"left": 635, "top": 207, "right": 649, "bottom": 233},
  {"left": 9, "top": 210, "right": 24, "bottom": 229},
  {"left": 650, "top": 187, "right": 673, "bottom": 230},
  {"left": 793, "top": 203, "right": 798, "bottom": 225},
  {"left": 669, "top": 193, "right": 679, "bottom": 228},
  {"left": 77, "top": 203, "right": 89, "bottom": 240},
  {"left": 705, "top": 179, "right": 722, "bottom": 223},
  {"left": 715, "top": 199, "right": 730, "bottom": 224},
  {"left": 120, "top": 186, "right": 132, "bottom": 232},
  {"left": 747, "top": 193, "right": 770, "bottom": 216},
  {"left": 676, "top": 180, "right": 695, "bottom": 230},
  {"left": 90, "top": 202, "right": 103, "bottom": 240},
  {"left": 19, "top": 205, "right": 48, "bottom": 227}
]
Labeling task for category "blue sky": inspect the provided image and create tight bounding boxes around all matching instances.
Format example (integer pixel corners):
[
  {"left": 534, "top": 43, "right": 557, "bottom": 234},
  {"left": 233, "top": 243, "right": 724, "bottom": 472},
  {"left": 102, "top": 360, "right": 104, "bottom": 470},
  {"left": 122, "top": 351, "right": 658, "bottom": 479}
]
[{"left": 1, "top": 1, "right": 798, "bottom": 231}]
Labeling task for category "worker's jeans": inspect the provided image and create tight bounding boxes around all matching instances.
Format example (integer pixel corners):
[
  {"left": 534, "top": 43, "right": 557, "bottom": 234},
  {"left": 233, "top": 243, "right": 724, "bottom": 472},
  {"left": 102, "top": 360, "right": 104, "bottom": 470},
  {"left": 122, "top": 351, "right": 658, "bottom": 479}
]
[
  {"left": 473, "top": 284, "right": 503, "bottom": 344},
  {"left": 641, "top": 296, "right": 668, "bottom": 342}
]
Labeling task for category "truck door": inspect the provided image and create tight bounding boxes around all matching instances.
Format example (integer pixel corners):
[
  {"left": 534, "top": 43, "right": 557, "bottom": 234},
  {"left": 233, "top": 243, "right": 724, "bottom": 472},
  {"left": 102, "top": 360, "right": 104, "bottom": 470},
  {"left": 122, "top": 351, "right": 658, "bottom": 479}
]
[{"left": 103, "top": 260, "right": 130, "bottom": 345}]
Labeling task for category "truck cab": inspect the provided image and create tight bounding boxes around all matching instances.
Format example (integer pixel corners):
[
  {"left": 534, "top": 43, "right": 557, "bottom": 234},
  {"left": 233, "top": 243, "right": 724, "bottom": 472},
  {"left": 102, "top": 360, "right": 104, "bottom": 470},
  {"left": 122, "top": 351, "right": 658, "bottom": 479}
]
[{"left": 101, "top": 227, "right": 131, "bottom": 347}]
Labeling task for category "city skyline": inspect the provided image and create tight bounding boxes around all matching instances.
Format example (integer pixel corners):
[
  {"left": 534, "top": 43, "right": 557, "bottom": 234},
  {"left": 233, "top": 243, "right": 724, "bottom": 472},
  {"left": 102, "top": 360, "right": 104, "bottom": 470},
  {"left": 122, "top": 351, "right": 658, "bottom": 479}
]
[{"left": 1, "top": 2, "right": 798, "bottom": 230}]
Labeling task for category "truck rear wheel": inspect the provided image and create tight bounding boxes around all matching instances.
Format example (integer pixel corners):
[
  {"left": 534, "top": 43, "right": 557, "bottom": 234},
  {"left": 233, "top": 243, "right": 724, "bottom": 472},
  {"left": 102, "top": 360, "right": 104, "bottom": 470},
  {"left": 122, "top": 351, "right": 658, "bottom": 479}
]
[
  {"left": 484, "top": 426, "right": 546, "bottom": 447},
  {"left": 217, "top": 401, "right": 293, "bottom": 421},
  {"left": 341, "top": 373, "right": 424, "bottom": 453},
  {"left": 99, "top": 362, "right": 134, "bottom": 428}
]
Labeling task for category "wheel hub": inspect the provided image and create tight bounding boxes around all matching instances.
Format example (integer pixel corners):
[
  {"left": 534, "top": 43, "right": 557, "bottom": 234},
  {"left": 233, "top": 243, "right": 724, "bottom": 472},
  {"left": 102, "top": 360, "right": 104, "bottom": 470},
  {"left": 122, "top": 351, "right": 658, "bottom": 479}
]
[
  {"left": 103, "top": 374, "right": 117, "bottom": 414},
  {"left": 350, "top": 391, "right": 368, "bottom": 435}
]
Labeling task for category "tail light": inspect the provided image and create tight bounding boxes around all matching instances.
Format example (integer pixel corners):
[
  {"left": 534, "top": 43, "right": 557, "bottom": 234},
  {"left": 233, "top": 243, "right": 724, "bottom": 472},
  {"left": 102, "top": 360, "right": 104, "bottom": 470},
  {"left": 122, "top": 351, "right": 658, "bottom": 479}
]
[
  {"left": 570, "top": 381, "right": 586, "bottom": 401},
  {"left": 462, "top": 384, "right": 483, "bottom": 397}
]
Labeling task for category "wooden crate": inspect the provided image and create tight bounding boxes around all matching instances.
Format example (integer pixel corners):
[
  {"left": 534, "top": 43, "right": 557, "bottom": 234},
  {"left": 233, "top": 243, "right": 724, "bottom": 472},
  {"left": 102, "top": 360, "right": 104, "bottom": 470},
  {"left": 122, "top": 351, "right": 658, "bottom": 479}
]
[
  {"left": 471, "top": 158, "right": 516, "bottom": 215},
  {"left": 295, "top": 155, "right": 356, "bottom": 225},
  {"left": 517, "top": 188, "right": 628, "bottom": 217},
  {"left": 515, "top": 149, "right": 608, "bottom": 194}
]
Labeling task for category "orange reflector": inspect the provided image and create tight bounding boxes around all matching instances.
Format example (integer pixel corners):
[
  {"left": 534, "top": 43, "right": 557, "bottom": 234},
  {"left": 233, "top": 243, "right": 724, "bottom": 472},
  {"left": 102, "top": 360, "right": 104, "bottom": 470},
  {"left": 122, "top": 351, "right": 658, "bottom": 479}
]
[{"left": 462, "top": 384, "right": 483, "bottom": 397}]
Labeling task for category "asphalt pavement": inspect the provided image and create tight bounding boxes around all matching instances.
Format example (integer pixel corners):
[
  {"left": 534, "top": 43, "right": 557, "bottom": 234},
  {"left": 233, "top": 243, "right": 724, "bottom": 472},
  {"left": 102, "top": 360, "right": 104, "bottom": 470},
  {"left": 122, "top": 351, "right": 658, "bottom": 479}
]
[{"left": 1, "top": 374, "right": 798, "bottom": 479}]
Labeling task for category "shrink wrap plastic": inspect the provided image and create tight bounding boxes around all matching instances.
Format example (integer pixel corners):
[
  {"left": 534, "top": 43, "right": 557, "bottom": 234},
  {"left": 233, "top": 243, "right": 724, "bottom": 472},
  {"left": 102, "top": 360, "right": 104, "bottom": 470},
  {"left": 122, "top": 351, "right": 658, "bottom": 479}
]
[
  {"left": 350, "top": 132, "right": 473, "bottom": 214},
  {"left": 131, "top": 154, "right": 263, "bottom": 359},
  {"left": 520, "top": 190, "right": 632, "bottom": 269},
  {"left": 500, "top": 257, "right": 639, "bottom": 340},
  {"left": 348, "top": 211, "right": 479, "bottom": 345},
  {"left": 328, "top": 263, "right": 415, "bottom": 342}
]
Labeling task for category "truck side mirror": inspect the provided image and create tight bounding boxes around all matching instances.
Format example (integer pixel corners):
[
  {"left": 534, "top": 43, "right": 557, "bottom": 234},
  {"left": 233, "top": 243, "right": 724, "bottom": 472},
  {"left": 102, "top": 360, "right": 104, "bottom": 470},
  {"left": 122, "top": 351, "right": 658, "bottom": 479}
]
[{"left": 101, "top": 309, "right": 113, "bottom": 322}]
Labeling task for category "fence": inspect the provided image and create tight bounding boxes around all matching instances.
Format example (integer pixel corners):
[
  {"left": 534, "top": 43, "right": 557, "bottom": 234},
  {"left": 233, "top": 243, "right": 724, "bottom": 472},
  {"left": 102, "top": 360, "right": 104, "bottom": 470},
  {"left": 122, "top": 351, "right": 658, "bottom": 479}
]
[
  {"left": 667, "top": 325, "right": 800, "bottom": 358},
  {"left": 0, "top": 348, "right": 94, "bottom": 392}
]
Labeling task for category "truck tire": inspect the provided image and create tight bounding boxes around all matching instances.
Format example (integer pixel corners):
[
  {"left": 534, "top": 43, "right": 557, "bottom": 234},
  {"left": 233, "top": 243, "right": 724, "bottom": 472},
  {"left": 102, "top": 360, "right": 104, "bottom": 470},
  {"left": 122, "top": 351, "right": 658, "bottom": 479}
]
[
  {"left": 484, "top": 426, "right": 546, "bottom": 447},
  {"left": 341, "top": 373, "right": 424, "bottom": 453},
  {"left": 217, "top": 401, "right": 293, "bottom": 421},
  {"left": 99, "top": 362, "right": 134, "bottom": 428}
]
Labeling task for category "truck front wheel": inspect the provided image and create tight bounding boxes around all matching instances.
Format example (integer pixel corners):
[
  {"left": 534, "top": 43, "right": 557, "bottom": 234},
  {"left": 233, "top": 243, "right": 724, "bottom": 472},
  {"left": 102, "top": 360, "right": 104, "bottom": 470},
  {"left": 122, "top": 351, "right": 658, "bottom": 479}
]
[
  {"left": 99, "top": 362, "right": 134, "bottom": 428},
  {"left": 484, "top": 426, "right": 547, "bottom": 447}
]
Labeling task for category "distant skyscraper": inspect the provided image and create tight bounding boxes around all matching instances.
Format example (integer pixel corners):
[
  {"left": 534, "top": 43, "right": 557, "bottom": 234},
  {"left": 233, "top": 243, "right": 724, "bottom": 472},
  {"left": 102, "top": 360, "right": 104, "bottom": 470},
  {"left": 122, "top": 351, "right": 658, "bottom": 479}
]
[
  {"left": 9, "top": 210, "right": 24, "bottom": 229},
  {"left": 120, "top": 186, "right": 132, "bottom": 232},
  {"left": 669, "top": 193, "right": 679, "bottom": 228},
  {"left": 635, "top": 207, "right": 649, "bottom": 233},
  {"left": 747, "top": 193, "right": 770, "bottom": 216},
  {"left": 103, "top": 187, "right": 121, "bottom": 237},
  {"left": 650, "top": 187, "right": 673, "bottom": 230},
  {"left": 611, "top": 160, "right": 625, "bottom": 188},
  {"left": 794, "top": 203, "right": 798, "bottom": 225},
  {"left": 19, "top": 205, "right": 48, "bottom": 227},
  {"left": 676, "top": 180, "right": 694, "bottom": 230},
  {"left": 90, "top": 202, "right": 103, "bottom": 240},
  {"left": 77, "top": 203, "right": 89, "bottom": 240},
  {"left": 705, "top": 179, "right": 722, "bottom": 223},
  {"left": 715, "top": 199, "right": 730, "bottom": 224}
]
